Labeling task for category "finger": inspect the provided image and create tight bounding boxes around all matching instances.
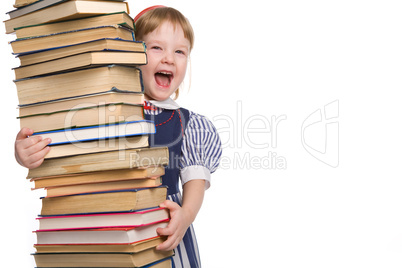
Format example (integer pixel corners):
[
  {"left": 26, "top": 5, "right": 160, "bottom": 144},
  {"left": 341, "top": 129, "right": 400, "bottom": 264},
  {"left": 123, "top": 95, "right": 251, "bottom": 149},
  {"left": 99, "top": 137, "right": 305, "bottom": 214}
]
[
  {"left": 25, "top": 138, "right": 51, "bottom": 157},
  {"left": 159, "top": 200, "right": 180, "bottom": 211},
  {"left": 15, "top": 135, "right": 43, "bottom": 152},
  {"left": 157, "top": 235, "right": 181, "bottom": 251},
  {"left": 28, "top": 146, "right": 51, "bottom": 167},
  {"left": 156, "top": 225, "right": 174, "bottom": 237},
  {"left": 16, "top": 127, "right": 34, "bottom": 140},
  {"left": 28, "top": 156, "right": 46, "bottom": 169}
]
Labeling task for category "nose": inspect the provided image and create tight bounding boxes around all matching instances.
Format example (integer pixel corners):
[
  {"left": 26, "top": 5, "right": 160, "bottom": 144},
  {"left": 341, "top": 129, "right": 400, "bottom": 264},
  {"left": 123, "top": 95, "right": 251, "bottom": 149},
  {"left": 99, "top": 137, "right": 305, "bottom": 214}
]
[{"left": 162, "top": 50, "right": 175, "bottom": 65}]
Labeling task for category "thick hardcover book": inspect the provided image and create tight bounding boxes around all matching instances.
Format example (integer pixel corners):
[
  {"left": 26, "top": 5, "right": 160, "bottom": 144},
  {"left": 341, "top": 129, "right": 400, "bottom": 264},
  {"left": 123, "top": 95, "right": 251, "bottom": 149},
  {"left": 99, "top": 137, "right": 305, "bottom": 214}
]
[
  {"left": 17, "top": 38, "right": 145, "bottom": 66},
  {"left": 37, "top": 207, "right": 169, "bottom": 230},
  {"left": 33, "top": 251, "right": 173, "bottom": 268},
  {"left": 19, "top": 103, "right": 144, "bottom": 132},
  {"left": 31, "top": 167, "right": 165, "bottom": 188},
  {"left": 40, "top": 186, "right": 168, "bottom": 215},
  {"left": 44, "top": 177, "right": 163, "bottom": 197},
  {"left": 14, "top": 50, "right": 147, "bottom": 79},
  {"left": 11, "top": 25, "right": 135, "bottom": 55},
  {"left": 35, "top": 221, "right": 169, "bottom": 244},
  {"left": 15, "top": 12, "right": 133, "bottom": 39},
  {"left": 15, "top": 65, "right": 143, "bottom": 105},
  {"left": 27, "top": 146, "right": 169, "bottom": 178},
  {"left": 4, "top": 0, "right": 129, "bottom": 34},
  {"left": 34, "top": 236, "right": 167, "bottom": 253},
  {"left": 18, "top": 90, "right": 144, "bottom": 117}
]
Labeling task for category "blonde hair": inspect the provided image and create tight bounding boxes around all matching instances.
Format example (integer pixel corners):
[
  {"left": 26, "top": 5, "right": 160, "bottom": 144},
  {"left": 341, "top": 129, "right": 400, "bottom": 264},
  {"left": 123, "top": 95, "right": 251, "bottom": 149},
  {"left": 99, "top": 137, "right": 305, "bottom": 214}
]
[
  {"left": 135, "top": 7, "right": 194, "bottom": 99},
  {"left": 135, "top": 7, "right": 194, "bottom": 50}
]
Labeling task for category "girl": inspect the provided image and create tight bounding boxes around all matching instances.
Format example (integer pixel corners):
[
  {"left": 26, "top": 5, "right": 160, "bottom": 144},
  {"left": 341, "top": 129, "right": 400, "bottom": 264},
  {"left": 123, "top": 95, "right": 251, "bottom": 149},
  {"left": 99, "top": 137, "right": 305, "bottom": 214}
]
[{"left": 15, "top": 5, "right": 222, "bottom": 268}]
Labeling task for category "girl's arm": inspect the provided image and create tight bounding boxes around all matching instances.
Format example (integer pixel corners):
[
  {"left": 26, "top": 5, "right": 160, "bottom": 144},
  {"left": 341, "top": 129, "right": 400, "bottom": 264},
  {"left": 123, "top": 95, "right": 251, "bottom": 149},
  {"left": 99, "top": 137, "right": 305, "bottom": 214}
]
[{"left": 156, "top": 179, "right": 205, "bottom": 251}]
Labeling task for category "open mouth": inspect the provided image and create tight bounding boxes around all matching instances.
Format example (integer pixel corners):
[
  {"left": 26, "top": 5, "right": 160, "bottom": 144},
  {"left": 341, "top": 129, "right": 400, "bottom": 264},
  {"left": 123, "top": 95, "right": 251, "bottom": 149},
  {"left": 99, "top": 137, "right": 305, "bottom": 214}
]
[{"left": 155, "top": 71, "right": 173, "bottom": 87}]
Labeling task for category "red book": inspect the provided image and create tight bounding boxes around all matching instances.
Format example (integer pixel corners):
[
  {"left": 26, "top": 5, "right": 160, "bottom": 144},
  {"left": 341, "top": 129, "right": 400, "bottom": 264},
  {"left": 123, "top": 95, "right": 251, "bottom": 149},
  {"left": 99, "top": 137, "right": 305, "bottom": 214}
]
[{"left": 35, "top": 221, "right": 169, "bottom": 245}]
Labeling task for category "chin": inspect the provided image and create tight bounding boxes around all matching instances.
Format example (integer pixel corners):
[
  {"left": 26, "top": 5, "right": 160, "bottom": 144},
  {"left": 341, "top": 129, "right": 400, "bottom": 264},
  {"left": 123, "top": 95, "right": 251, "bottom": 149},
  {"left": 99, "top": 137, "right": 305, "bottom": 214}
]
[{"left": 146, "top": 92, "right": 172, "bottom": 101}]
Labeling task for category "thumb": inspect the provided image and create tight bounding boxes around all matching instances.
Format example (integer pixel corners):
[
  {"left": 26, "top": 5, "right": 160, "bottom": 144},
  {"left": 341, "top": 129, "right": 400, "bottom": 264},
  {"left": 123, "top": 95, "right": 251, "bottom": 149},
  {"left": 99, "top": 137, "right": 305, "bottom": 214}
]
[
  {"left": 16, "top": 127, "right": 34, "bottom": 140},
  {"left": 159, "top": 200, "right": 181, "bottom": 212}
]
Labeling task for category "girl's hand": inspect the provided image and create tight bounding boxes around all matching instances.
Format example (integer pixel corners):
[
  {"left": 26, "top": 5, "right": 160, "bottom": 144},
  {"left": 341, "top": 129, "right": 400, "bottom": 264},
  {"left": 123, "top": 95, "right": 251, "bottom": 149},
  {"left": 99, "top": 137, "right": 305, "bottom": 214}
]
[
  {"left": 15, "top": 127, "right": 51, "bottom": 169},
  {"left": 156, "top": 200, "right": 193, "bottom": 251}
]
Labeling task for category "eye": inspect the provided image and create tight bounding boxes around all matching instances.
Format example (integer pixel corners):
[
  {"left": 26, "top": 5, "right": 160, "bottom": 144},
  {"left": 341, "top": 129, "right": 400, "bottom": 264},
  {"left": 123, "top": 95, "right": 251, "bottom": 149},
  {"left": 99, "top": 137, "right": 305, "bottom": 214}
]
[
  {"left": 175, "top": 50, "right": 186, "bottom": 55},
  {"left": 151, "top": 46, "right": 162, "bottom": 50}
]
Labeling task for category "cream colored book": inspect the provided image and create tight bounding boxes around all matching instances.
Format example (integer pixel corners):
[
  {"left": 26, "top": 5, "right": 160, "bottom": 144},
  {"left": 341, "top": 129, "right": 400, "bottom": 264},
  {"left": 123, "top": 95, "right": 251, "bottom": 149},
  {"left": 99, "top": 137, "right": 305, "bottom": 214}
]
[
  {"left": 5, "top": 0, "right": 129, "bottom": 34},
  {"left": 28, "top": 147, "right": 169, "bottom": 178},
  {"left": 14, "top": 51, "right": 146, "bottom": 79},
  {"left": 15, "top": 65, "right": 143, "bottom": 105},
  {"left": 15, "top": 12, "right": 133, "bottom": 39}
]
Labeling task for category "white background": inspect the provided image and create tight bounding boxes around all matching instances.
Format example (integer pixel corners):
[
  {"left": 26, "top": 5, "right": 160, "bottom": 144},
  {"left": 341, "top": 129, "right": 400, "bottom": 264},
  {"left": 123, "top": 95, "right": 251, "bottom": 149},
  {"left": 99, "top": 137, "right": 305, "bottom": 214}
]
[{"left": 1, "top": 0, "right": 402, "bottom": 267}]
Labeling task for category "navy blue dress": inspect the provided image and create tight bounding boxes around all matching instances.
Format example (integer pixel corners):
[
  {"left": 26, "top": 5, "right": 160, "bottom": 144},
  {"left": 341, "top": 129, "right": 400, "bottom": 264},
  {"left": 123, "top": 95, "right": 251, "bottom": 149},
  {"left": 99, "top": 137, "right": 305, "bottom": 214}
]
[{"left": 145, "top": 105, "right": 201, "bottom": 268}]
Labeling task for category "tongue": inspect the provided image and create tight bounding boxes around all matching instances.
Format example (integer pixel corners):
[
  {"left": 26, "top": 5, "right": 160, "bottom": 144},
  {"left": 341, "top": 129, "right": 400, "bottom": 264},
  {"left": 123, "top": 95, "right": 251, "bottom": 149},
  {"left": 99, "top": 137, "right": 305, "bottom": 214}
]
[{"left": 155, "top": 73, "right": 170, "bottom": 87}]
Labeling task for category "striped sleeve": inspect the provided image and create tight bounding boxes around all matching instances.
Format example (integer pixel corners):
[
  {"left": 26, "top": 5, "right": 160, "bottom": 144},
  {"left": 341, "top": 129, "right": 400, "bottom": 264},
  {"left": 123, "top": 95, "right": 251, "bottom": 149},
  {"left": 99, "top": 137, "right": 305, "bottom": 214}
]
[{"left": 180, "top": 111, "right": 222, "bottom": 189}]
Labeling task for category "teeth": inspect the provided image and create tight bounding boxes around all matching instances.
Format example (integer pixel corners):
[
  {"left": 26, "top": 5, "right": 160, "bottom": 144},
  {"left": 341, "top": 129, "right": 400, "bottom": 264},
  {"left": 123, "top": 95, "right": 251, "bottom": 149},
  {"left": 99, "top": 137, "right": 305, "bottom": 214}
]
[{"left": 158, "top": 72, "right": 171, "bottom": 75}]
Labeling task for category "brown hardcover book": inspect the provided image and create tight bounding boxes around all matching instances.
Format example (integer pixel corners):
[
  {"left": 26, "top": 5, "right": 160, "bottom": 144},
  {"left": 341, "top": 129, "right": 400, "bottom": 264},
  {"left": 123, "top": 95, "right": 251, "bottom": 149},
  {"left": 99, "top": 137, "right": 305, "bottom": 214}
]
[
  {"left": 19, "top": 103, "right": 144, "bottom": 132},
  {"left": 40, "top": 186, "right": 168, "bottom": 215},
  {"left": 34, "top": 236, "right": 167, "bottom": 253},
  {"left": 45, "top": 177, "right": 163, "bottom": 197},
  {"left": 18, "top": 91, "right": 144, "bottom": 117},
  {"left": 13, "top": 0, "right": 40, "bottom": 8},
  {"left": 11, "top": 25, "right": 135, "bottom": 55},
  {"left": 15, "top": 65, "right": 143, "bottom": 105},
  {"left": 5, "top": 0, "right": 129, "bottom": 34},
  {"left": 28, "top": 147, "right": 169, "bottom": 178},
  {"left": 31, "top": 166, "right": 165, "bottom": 188},
  {"left": 15, "top": 12, "right": 133, "bottom": 38},
  {"left": 33, "top": 249, "right": 173, "bottom": 267},
  {"left": 18, "top": 39, "right": 144, "bottom": 66},
  {"left": 14, "top": 51, "right": 146, "bottom": 79},
  {"left": 37, "top": 207, "right": 169, "bottom": 230}
]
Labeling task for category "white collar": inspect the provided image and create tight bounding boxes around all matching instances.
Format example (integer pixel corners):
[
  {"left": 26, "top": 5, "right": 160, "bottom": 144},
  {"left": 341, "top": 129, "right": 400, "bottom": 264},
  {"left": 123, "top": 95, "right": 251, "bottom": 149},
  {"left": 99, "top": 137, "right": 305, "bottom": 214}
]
[{"left": 149, "top": 98, "right": 181, "bottom": 110}]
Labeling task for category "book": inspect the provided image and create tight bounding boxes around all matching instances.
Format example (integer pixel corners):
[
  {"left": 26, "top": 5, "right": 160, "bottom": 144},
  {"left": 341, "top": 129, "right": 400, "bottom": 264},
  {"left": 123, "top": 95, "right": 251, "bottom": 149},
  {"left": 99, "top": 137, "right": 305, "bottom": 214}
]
[
  {"left": 15, "top": 65, "right": 143, "bottom": 105},
  {"left": 9, "top": 0, "right": 70, "bottom": 19},
  {"left": 14, "top": 51, "right": 147, "bottom": 79},
  {"left": 15, "top": 12, "right": 134, "bottom": 39},
  {"left": 35, "top": 221, "right": 169, "bottom": 243},
  {"left": 19, "top": 103, "right": 144, "bottom": 132},
  {"left": 18, "top": 91, "right": 144, "bottom": 117},
  {"left": 13, "top": 0, "right": 126, "bottom": 9},
  {"left": 34, "top": 236, "right": 167, "bottom": 252},
  {"left": 43, "top": 135, "right": 150, "bottom": 159},
  {"left": 17, "top": 38, "right": 145, "bottom": 66},
  {"left": 33, "top": 250, "right": 173, "bottom": 268},
  {"left": 4, "top": 0, "right": 129, "bottom": 34},
  {"left": 31, "top": 167, "right": 165, "bottom": 188},
  {"left": 14, "top": 0, "right": 40, "bottom": 8},
  {"left": 28, "top": 146, "right": 169, "bottom": 178},
  {"left": 11, "top": 25, "right": 135, "bottom": 55},
  {"left": 44, "top": 177, "right": 163, "bottom": 197},
  {"left": 38, "top": 207, "right": 169, "bottom": 230},
  {"left": 32, "top": 120, "right": 155, "bottom": 146},
  {"left": 40, "top": 186, "right": 168, "bottom": 215}
]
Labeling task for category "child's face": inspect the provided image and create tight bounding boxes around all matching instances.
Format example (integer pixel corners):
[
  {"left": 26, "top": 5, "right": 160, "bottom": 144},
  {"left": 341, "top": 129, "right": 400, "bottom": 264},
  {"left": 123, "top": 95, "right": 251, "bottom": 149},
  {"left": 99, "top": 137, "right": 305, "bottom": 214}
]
[{"left": 140, "top": 21, "right": 191, "bottom": 101}]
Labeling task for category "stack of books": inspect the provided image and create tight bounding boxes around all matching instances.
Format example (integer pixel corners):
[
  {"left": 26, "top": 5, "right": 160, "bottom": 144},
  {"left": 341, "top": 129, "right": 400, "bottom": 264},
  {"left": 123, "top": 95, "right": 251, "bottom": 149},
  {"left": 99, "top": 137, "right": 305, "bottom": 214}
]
[{"left": 4, "top": 0, "right": 173, "bottom": 267}]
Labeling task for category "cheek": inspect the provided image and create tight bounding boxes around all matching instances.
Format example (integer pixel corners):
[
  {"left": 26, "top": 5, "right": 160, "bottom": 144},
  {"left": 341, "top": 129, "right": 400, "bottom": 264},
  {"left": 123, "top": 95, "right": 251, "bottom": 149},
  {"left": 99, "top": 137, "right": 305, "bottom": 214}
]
[{"left": 139, "top": 65, "right": 153, "bottom": 81}]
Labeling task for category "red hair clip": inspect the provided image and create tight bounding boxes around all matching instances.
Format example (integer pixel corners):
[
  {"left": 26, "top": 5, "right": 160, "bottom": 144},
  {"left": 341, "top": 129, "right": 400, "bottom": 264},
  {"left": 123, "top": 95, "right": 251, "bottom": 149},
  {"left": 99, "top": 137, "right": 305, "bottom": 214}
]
[{"left": 134, "top": 5, "right": 165, "bottom": 23}]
